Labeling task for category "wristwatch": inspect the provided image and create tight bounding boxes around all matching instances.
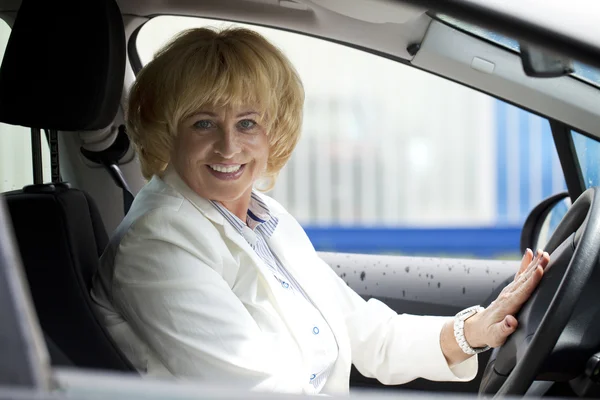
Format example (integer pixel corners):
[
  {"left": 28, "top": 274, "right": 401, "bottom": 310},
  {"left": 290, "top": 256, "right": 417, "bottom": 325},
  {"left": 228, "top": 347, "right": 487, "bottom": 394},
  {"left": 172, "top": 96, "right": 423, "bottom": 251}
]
[{"left": 453, "top": 305, "right": 491, "bottom": 355}]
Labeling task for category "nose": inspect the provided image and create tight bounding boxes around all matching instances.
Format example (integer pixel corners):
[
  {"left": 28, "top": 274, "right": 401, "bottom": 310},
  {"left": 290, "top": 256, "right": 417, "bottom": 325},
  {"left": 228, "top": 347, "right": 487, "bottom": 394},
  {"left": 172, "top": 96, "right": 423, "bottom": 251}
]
[{"left": 214, "top": 127, "right": 241, "bottom": 159}]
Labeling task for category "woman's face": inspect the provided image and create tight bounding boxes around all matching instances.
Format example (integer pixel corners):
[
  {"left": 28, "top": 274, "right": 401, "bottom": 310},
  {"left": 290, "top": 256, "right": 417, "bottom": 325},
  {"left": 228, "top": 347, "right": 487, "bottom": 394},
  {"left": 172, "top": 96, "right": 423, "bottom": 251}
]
[{"left": 171, "top": 104, "right": 269, "bottom": 204}]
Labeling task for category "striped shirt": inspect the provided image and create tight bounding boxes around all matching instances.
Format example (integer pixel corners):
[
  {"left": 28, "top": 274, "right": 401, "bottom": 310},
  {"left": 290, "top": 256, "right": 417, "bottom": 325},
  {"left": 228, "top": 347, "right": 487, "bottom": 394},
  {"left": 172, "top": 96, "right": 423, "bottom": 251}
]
[{"left": 211, "top": 192, "right": 338, "bottom": 394}]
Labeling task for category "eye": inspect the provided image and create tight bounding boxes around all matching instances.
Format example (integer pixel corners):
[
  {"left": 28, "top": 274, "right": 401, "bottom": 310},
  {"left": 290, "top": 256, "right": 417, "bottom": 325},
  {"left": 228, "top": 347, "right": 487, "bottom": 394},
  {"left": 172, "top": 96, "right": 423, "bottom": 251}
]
[
  {"left": 193, "top": 120, "right": 214, "bottom": 130},
  {"left": 238, "top": 119, "right": 257, "bottom": 130}
]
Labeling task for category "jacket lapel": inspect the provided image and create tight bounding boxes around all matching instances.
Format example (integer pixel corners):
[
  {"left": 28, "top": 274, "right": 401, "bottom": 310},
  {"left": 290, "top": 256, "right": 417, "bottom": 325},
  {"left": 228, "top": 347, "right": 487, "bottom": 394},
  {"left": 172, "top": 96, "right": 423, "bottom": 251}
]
[
  {"left": 160, "top": 167, "right": 348, "bottom": 382},
  {"left": 159, "top": 166, "right": 279, "bottom": 280}
]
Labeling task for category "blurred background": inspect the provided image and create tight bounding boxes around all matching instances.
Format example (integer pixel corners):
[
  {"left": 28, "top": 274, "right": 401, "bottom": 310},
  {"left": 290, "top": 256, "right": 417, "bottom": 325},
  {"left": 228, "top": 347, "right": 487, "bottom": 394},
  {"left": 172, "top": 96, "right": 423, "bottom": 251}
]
[{"left": 0, "top": 16, "right": 570, "bottom": 259}]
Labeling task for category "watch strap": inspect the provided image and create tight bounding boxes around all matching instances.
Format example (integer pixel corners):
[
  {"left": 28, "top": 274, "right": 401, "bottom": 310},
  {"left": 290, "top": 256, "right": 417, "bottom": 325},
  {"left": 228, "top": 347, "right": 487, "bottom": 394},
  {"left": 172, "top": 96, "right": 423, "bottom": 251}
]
[{"left": 453, "top": 305, "right": 491, "bottom": 355}]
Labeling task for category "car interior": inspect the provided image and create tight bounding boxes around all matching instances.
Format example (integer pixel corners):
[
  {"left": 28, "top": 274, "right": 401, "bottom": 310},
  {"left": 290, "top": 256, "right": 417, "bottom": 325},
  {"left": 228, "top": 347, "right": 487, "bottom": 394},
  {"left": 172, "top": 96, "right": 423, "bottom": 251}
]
[{"left": 0, "top": 0, "right": 599, "bottom": 398}]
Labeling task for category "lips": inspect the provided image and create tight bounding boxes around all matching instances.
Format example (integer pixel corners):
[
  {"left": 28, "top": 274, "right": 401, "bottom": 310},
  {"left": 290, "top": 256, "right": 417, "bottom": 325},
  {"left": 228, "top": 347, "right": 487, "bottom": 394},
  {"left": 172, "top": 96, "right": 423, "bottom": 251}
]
[
  {"left": 209, "top": 164, "right": 242, "bottom": 173},
  {"left": 206, "top": 164, "right": 246, "bottom": 180}
]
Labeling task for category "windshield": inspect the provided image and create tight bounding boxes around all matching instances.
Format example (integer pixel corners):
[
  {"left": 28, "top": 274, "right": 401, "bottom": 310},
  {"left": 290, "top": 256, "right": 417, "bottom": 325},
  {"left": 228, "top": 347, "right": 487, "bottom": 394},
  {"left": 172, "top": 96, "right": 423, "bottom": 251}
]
[{"left": 437, "top": 15, "right": 600, "bottom": 87}]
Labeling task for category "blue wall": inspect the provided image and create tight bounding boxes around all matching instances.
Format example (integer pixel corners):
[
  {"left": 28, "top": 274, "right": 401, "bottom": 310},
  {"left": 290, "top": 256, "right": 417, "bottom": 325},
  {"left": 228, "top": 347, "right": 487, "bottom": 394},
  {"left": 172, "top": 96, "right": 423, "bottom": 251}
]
[
  {"left": 495, "top": 102, "right": 564, "bottom": 224},
  {"left": 305, "top": 226, "right": 521, "bottom": 257}
]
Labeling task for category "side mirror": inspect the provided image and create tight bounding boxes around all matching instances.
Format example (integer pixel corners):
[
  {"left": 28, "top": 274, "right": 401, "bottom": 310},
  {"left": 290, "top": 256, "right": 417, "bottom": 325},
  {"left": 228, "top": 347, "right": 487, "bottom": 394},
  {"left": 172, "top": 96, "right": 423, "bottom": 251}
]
[{"left": 520, "top": 192, "right": 571, "bottom": 253}]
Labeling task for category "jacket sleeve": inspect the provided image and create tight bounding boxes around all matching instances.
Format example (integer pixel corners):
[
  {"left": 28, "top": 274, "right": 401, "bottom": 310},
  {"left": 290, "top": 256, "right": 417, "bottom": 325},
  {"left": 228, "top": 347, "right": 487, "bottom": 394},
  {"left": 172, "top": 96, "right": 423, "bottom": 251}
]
[
  {"left": 109, "top": 208, "right": 306, "bottom": 393},
  {"left": 325, "top": 265, "right": 479, "bottom": 384}
]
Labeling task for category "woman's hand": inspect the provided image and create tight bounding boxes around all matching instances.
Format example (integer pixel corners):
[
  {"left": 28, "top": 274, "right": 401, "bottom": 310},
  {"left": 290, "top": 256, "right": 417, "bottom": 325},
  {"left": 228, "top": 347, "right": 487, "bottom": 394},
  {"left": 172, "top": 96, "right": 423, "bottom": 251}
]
[
  {"left": 441, "top": 249, "right": 550, "bottom": 367},
  {"left": 464, "top": 249, "right": 550, "bottom": 349}
]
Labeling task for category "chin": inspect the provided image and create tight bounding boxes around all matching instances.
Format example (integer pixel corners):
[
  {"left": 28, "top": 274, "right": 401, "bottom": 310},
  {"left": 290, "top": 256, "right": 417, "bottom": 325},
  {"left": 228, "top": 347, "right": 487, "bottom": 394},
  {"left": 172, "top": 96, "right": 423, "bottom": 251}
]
[{"left": 209, "top": 186, "right": 250, "bottom": 202}]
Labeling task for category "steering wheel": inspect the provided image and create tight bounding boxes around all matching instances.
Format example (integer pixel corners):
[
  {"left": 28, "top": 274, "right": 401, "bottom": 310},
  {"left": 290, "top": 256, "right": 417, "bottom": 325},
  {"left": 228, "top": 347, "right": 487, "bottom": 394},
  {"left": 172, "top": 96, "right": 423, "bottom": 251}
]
[{"left": 478, "top": 187, "right": 600, "bottom": 397}]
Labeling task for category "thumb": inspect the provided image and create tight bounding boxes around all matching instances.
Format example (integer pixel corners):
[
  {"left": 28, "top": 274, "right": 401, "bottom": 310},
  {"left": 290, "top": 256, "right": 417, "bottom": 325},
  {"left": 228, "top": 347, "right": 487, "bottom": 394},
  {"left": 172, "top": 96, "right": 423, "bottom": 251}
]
[{"left": 492, "top": 315, "right": 518, "bottom": 347}]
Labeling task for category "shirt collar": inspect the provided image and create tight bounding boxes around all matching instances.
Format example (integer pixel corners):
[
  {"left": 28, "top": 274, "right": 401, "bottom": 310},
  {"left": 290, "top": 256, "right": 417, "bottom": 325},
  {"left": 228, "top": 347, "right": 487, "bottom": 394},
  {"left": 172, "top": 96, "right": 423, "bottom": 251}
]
[
  {"left": 211, "top": 191, "right": 279, "bottom": 237},
  {"left": 159, "top": 164, "right": 279, "bottom": 236}
]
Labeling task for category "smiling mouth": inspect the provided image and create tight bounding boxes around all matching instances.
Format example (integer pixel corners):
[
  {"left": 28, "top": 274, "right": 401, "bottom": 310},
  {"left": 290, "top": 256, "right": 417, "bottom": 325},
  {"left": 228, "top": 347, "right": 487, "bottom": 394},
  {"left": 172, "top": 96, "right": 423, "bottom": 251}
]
[
  {"left": 206, "top": 164, "right": 246, "bottom": 180},
  {"left": 209, "top": 164, "right": 242, "bottom": 173}
]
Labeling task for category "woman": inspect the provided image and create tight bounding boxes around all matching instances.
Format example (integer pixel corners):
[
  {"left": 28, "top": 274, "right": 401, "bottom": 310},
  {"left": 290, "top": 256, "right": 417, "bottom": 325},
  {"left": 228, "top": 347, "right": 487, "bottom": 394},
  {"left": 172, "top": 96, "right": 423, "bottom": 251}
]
[{"left": 91, "top": 27, "right": 549, "bottom": 395}]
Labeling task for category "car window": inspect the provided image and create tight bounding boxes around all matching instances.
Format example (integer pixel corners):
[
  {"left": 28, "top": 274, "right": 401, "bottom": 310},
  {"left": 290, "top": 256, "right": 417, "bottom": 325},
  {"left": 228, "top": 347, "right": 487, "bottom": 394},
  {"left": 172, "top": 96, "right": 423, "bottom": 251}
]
[
  {"left": 572, "top": 130, "right": 600, "bottom": 188},
  {"left": 135, "top": 16, "right": 567, "bottom": 259},
  {"left": 0, "top": 19, "right": 51, "bottom": 192}
]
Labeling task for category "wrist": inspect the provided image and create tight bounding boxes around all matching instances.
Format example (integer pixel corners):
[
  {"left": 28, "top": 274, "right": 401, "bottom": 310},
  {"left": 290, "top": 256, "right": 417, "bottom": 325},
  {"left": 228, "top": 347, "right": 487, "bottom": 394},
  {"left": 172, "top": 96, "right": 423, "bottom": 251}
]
[{"left": 463, "top": 311, "right": 487, "bottom": 348}]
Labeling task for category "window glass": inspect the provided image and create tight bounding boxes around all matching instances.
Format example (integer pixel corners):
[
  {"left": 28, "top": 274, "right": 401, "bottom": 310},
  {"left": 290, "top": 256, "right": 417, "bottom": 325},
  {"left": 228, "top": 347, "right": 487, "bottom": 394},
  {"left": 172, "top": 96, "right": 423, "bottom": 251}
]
[
  {"left": 437, "top": 15, "right": 600, "bottom": 87},
  {"left": 0, "top": 19, "right": 51, "bottom": 192},
  {"left": 572, "top": 130, "right": 600, "bottom": 188},
  {"left": 135, "top": 16, "right": 567, "bottom": 258}
]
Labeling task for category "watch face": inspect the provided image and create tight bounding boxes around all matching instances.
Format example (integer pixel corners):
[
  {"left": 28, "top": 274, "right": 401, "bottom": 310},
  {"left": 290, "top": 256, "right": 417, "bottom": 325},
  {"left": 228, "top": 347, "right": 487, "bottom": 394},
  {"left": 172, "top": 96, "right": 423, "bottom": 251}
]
[{"left": 458, "top": 306, "right": 480, "bottom": 320}]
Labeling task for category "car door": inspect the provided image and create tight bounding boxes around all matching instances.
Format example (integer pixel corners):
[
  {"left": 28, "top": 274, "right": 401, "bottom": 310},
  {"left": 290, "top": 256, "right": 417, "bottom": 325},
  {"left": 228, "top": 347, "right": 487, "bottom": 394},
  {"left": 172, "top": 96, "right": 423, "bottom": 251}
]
[{"left": 128, "top": 15, "right": 576, "bottom": 394}]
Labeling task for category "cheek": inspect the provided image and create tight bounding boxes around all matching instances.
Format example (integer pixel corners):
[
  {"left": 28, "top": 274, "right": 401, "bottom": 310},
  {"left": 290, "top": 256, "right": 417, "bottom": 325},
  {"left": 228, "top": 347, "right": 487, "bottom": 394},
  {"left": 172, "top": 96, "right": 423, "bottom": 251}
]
[
  {"left": 170, "top": 134, "right": 186, "bottom": 165},
  {"left": 175, "top": 132, "right": 211, "bottom": 163},
  {"left": 256, "top": 137, "right": 270, "bottom": 169}
]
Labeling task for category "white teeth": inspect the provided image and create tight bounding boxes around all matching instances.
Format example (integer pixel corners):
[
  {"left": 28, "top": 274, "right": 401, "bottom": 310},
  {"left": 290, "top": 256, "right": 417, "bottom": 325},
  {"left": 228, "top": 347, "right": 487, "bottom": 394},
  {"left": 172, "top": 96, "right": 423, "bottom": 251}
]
[{"left": 209, "top": 164, "right": 241, "bottom": 173}]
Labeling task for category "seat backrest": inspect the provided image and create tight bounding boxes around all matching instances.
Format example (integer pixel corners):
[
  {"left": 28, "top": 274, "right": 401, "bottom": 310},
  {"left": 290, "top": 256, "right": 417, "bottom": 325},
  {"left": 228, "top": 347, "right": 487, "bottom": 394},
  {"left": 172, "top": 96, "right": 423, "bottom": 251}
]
[
  {"left": 0, "top": 0, "right": 125, "bottom": 130},
  {"left": 5, "top": 185, "right": 133, "bottom": 370},
  {"left": 0, "top": 0, "right": 133, "bottom": 372}
]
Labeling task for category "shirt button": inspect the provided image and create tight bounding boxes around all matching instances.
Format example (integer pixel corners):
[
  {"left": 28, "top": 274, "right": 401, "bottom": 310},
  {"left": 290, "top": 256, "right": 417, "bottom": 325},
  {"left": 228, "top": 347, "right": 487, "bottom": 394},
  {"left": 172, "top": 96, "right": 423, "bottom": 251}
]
[
  {"left": 312, "top": 326, "right": 320, "bottom": 335},
  {"left": 281, "top": 281, "right": 289, "bottom": 289}
]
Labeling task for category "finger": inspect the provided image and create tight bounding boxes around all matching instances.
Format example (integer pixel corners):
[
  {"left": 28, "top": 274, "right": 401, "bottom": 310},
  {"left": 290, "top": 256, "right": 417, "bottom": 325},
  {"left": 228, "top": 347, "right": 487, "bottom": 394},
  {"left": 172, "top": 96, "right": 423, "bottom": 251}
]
[
  {"left": 514, "top": 248, "right": 534, "bottom": 281},
  {"left": 504, "top": 315, "right": 518, "bottom": 332},
  {"left": 503, "top": 267, "right": 543, "bottom": 319},
  {"left": 538, "top": 251, "right": 550, "bottom": 270},
  {"left": 499, "top": 253, "right": 549, "bottom": 316},
  {"left": 512, "top": 263, "right": 544, "bottom": 302},
  {"left": 523, "top": 251, "right": 549, "bottom": 280},
  {"left": 511, "top": 252, "right": 540, "bottom": 292},
  {"left": 491, "top": 315, "right": 519, "bottom": 348},
  {"left": 522, "top": 249, "right": 544, "bottom": 277}
]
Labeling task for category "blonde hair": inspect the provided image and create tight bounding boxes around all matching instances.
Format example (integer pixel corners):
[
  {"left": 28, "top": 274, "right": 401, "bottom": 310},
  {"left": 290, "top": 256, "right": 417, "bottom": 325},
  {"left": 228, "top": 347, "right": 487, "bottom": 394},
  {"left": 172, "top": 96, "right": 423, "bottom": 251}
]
[{"left": 127, "top": 27, "right": 304, "bottom": 189}]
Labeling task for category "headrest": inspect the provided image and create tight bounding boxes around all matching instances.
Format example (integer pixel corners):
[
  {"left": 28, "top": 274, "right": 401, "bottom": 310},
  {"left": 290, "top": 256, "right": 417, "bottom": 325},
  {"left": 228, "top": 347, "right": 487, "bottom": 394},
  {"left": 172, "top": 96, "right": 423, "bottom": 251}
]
[{"left": 0, "top": 0, "right": 125, "bottom": 131}]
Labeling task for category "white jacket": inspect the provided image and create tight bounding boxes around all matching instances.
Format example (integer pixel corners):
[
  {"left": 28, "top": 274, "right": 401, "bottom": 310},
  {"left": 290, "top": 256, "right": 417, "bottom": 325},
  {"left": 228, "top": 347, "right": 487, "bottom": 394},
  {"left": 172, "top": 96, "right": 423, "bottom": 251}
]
[{"left": 91, "top": 166, "right": 477, "bottom": 396}]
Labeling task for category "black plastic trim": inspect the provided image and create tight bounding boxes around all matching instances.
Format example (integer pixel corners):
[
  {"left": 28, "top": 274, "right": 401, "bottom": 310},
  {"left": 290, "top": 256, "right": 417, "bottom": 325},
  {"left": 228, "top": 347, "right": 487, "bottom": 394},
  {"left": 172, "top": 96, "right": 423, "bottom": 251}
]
[
  {"left": 550, "top": 120, "right": 585, "bottom": 200},
  {"left": 30, "top": 128, "right": 43, "bottom": 185},
  {"left": 519, "top": 191, "right": 569, "bottom": 254},
  {"left": 46, "top": 129, "right": 60, "bottom": 183}
]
